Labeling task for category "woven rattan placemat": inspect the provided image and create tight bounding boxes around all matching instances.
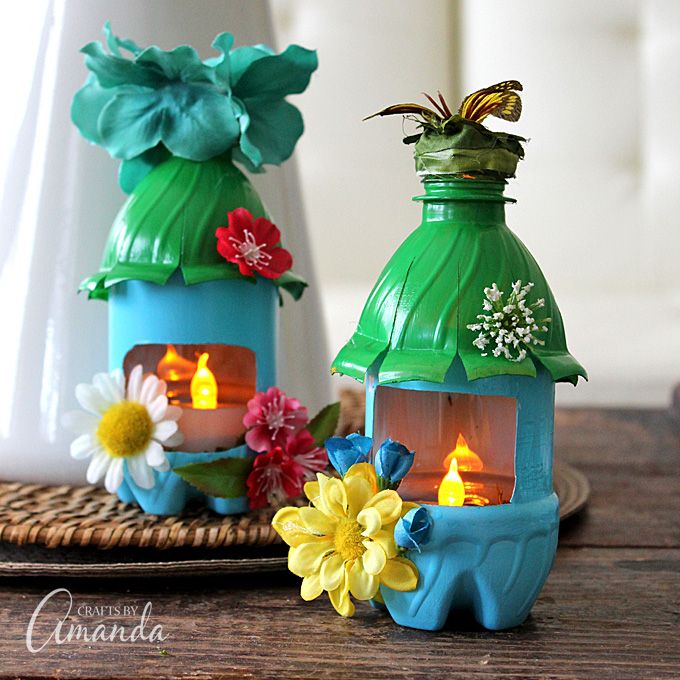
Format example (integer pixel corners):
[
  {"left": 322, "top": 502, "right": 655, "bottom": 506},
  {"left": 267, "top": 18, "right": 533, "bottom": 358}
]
[{"left": 0, "top": 391, "right": 589, "bottom": 576}]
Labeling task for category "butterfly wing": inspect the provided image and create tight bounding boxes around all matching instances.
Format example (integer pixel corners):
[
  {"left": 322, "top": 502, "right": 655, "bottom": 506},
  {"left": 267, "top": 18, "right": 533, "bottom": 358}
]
[
  {"left": 458, "top": 80, "right": 523, "bottom": 124},
  {"left": 364, "top": 103, "right": 440, "bottom": 121}
]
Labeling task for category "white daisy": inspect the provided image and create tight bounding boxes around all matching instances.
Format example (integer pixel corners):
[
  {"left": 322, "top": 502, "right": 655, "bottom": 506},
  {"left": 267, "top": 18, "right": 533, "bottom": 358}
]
[{"left": 62, "top": 365, "right": 183, "bottom": 493}]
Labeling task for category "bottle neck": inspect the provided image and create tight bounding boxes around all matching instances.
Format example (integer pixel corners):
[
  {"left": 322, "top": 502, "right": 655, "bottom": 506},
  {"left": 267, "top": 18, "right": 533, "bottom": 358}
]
[{"left": 414, "top": 177, "right": 512, "bottom": 225}]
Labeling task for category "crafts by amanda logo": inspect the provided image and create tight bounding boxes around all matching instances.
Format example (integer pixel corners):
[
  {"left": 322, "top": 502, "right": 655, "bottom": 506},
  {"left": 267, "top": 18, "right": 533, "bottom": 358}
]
[{"left": 26, "top": 588, "right": 168, "bottom": 653}]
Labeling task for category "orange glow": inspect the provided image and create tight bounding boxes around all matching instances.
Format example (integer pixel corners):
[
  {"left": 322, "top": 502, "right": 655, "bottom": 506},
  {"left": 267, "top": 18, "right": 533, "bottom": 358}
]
[
  {"left": 439, "top": 434, "right": 489, "bottom": 506},
  {"left": 156, "top": 344, "right": 197, "bottom": 383},
  {"left": 438, "top": 456, "right": 465, "bottom": 506},
  {"left": 442, "top": 433, "right": 484, "bottom": 472},
  {"left": 190, "top": 353, "right": 218, "bottom": 410}
]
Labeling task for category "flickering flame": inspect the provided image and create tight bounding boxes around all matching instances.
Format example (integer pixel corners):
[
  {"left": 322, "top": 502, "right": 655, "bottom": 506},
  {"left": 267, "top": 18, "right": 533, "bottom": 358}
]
[
  {"left": 438, "top": 457, "right": 466, "bottom": 507},
  {"left": 442, "top": 433, "right": 484, "bottom": 472},
  {"left": 157, "top": 344, "right": 196, "bottom": 383},
  {"left": 438, "top": 433, "right": 486, "bottom": 506},
  {"left": 190, "top": 353, "right": 218, "bottom": 410}
]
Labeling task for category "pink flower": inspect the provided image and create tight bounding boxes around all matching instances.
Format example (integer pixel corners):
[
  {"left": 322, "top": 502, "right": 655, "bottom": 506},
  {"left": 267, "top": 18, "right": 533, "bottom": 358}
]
[
  {"left": 216, "top": 208, "right": 293, "bottom": 280},
  {"left": 286, "top": 429, "right": 328, "bottom": 481},
  {"left": 246, "top": 447, "right": 303, "bottom": 510},
  {"left": 244, "top": 387, "right": 308, "bottom": 452}
]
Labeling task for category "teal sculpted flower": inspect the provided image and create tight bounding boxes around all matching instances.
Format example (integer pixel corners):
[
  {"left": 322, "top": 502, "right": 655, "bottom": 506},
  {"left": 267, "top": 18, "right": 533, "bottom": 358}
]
[{"left": 72, "top": 23, "right": 317, "bottom": 192}]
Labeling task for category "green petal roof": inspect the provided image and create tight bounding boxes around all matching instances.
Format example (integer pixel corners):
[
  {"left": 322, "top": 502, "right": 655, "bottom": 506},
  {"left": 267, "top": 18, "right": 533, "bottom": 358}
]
[
  {"left": 332, "top": 179, "right": 586, "bottom": 386},
  {"left": 81, "top": 156, "right": 307, "bottom": 301}
]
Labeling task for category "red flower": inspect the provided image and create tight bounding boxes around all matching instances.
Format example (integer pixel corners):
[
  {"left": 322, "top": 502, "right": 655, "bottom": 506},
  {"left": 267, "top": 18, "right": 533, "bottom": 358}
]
[
  {"left": 246, "top": 447, "right": 303, "bottom": 510},
  {"left": 286, "top": 429, "right": 328, "bottom": 481},
  {"left": 243, "top": 387, "right": 308, "bottom": 452},
  {"left": 216, "top": 208, "right": 293, "bottom": 279}
]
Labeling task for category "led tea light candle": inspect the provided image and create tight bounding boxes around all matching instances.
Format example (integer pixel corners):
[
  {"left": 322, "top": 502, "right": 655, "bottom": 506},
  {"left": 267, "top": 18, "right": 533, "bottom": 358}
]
[
  {"left": 168, "top": 352, "right": 249, "bottom": 453},
  {"left": 437, "top": 456, "right": 465, "bottom": 507}
]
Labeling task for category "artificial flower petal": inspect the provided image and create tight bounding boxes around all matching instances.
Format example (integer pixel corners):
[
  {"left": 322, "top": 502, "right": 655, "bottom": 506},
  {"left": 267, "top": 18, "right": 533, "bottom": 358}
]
[
  {"left": 146, "top": 394, "right": 169, "bottom": 423},
  {"left": 138, "top": 374, "right": 160, "bottom": 407},
  {"left": 272, "top": 507, "right": 313, "bottom": 548},
  {"left": 319, "top": 552, "right": 345, "bottom": 592},
  {"left": 126, "top": 364, "right": 143, "bottom": 402},
  {"left": 144, "top": 440, "right": 169, "bottom": 470},
  {"left": 371, "top": 529, "right": 399, "bottom": 559},
  {"left": 288, "top": 540, "right": 333, "bottom": 578},
  {"left": 364, "top": 490, "right": 402, "bottom": 526},
  {"left": 298, "top": 506, "right": 338, "bottom": 536},
  {"left": 75, "top": 382, "right": 110, "bottom": 415},
  {"left": 86, "top": 450, "right": 110, "bottom": 484},
  {"left": 304, "top": 480, "right": 321, "bottom": 505},
  {"left": 380, "top": 557, "right": 419, "bottom": 592},
  {"left": 317, "top": 474, "right": 348, "bottom": 519},
  {"left": 153, "top": 419, "right": 178, "bottom": 443},
  {"left": 243, "top": 386, "right": 308, "bottom": 451},
  {"left": 362, "top": 540, "right": 387, "bottom": 576},
  {"left": 328, "top": 568, "right": 354, "bottom": 618},
  {"left": 325, "top": 435, "right": 371, "bottom": 477},
  {"left": 345, "top": 474, "right": 375, "bottom": 520},
  {"left": 163, "top": 430, "right": 184, "bottom": 448},
  {"left": 344, "top": 462, "right": 378, "bottom": 494},
  {"left": 348, "top": 559, "right": 379, "bottom": 601},
  {"left": 128, "top": 454, "right": 155, "bottom": 489},
  {"left": 93, "top": 370, "right": 125, "bottom": 405},
  {"left": 69, "top": 434, "right": 100, "bottom": 460},
  {"left": 245, "top": 447, "right": 303, "bottom": 510},
  {"left": 300, "top": 574, "right": 323, "bottom": 602},
  {"left": 104, "top": 457, "right": 125, "bottom": 493},
  {"left": 357, "top": 506, "right": 382, "bottom": 537}
]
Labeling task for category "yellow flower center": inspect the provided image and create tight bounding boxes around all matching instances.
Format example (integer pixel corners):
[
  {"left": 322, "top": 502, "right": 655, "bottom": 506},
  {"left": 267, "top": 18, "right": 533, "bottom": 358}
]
[
  {"left": 96, "top": 401, "right": 153, "bottom": 459},
  {"left": 334, "top": 518, "right": 366, "bottom": 561}
]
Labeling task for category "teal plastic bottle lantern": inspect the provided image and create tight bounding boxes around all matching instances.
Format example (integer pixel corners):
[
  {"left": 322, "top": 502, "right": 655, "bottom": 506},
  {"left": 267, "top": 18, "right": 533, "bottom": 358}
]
[
  {"left": 332, "top": 83, "right": 586, "bottom": 630},
  {"left": 72, "top": 24, "right": 317, "bottom": 515}
]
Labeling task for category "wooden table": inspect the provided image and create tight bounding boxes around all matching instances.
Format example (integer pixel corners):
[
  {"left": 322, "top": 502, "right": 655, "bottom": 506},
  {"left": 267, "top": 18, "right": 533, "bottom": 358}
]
[{"left": 1, "top": 409, "right": 678, "bottom": 679}]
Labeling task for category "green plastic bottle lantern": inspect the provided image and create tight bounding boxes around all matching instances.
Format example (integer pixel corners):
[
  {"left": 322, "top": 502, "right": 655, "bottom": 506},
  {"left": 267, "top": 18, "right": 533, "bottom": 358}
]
[
  {"left": 70, "top": 25, "right": 317, "bottom": 516},
  {"left": 332, "top": 83, "right": 586, "bottom": 631}
]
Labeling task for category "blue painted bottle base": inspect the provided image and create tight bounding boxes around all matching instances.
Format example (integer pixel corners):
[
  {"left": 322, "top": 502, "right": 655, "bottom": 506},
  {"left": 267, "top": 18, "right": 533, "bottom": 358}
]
[
  {"left": 381, "top": 494, "right": 560, "bottom": 631},
  {"left": 116, "top": 445, "right": 253, "bottom": 516}
]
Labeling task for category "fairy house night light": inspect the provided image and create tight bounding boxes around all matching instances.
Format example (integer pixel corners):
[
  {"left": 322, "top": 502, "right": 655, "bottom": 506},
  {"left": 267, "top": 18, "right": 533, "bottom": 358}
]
[
  {"left": 332, "top": 82, "right": 587, "bottom": 630},
  {"left": 71, "top": 25, "right": 316, "bottom": 515}
]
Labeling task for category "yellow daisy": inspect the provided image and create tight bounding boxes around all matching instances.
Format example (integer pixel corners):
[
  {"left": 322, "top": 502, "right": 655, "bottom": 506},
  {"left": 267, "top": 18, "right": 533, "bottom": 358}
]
[{"left": 272, "top": 462, "right": 418, "bottom": 617}]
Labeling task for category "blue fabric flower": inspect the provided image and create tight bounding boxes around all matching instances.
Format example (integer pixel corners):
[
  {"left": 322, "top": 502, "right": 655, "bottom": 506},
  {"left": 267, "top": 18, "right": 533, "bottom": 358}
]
[
  {"left": 325, "top": 434, "right": 372, "bottom": 477},
  {"left": 72, "top": 23, "right": 317, "bottom": 192},
  {"left": 375, "top": 439, "right": 415, "bottom": 486},
  {"left": 394, "top": 507, "right": 433, "bottom": 553}
]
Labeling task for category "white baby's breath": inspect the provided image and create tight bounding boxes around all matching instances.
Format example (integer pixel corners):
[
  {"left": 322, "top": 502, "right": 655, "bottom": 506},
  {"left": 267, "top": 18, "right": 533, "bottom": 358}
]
[{"left": 466, "top": 281, "right": 551, "bottom": 362}]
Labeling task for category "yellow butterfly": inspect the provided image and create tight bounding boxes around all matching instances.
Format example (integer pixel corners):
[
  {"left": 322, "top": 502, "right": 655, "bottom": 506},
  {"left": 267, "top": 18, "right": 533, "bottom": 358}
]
[
  {"left": 458, "top": 80, "right": 523, "bottom": 124},
  {"left": 365, "top": 80, "right": 523, "bottom": 126}
]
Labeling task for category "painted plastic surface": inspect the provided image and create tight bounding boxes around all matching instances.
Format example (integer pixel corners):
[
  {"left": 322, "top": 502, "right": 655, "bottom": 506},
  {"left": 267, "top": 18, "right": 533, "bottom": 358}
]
[
  {"left": 380, "top": 495, "right": 559, "bottom": 631},
  {"left": 366, "top": 358, "right": 559, "bottom": 629},
  {"left": 71, "top": 24, "right": 318, "bottom": 190},
  {"left": 108, "top": 273, "right": 277, "bottom": 391},
  {"left": 332, "top": 178, "right": 586, "bottom": 385},
  {"left": 80, "top": 156, "right": 306, "bottom": 301},
  {"left": 108, "top": 274, "right": 277, "bottom": 515},
  {"left": 117, "top": 445, "right": 253, "bottom": 516}
]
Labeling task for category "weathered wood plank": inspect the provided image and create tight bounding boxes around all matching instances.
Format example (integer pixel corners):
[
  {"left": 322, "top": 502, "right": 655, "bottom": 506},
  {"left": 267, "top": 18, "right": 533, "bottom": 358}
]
[
  {"left": 554, "top": 410, "right": 680, "bottom": 548},
  {"left": 0, "top": 407, "right": 677, "bottom": 678},
  {"left": 0, "top": 547, "right": 678, "bottom": 679}
]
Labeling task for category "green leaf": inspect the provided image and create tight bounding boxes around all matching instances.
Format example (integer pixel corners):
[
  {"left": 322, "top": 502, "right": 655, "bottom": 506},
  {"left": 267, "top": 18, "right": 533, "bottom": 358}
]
[
  {"left": 307, "top": 402, "right": 340, "bottom": 447},
  {"left": 173, "top": 457, "right": 253, "bottom": 498}
]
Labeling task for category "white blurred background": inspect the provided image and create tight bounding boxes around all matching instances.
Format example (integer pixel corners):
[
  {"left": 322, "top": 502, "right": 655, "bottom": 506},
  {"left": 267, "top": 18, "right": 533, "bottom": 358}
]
[
  {"left": 274, "top": 0, "right": 680, "bottom": 408},
  {"left": 0, "top": 0, "right": 678, "bottom": 483}
]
